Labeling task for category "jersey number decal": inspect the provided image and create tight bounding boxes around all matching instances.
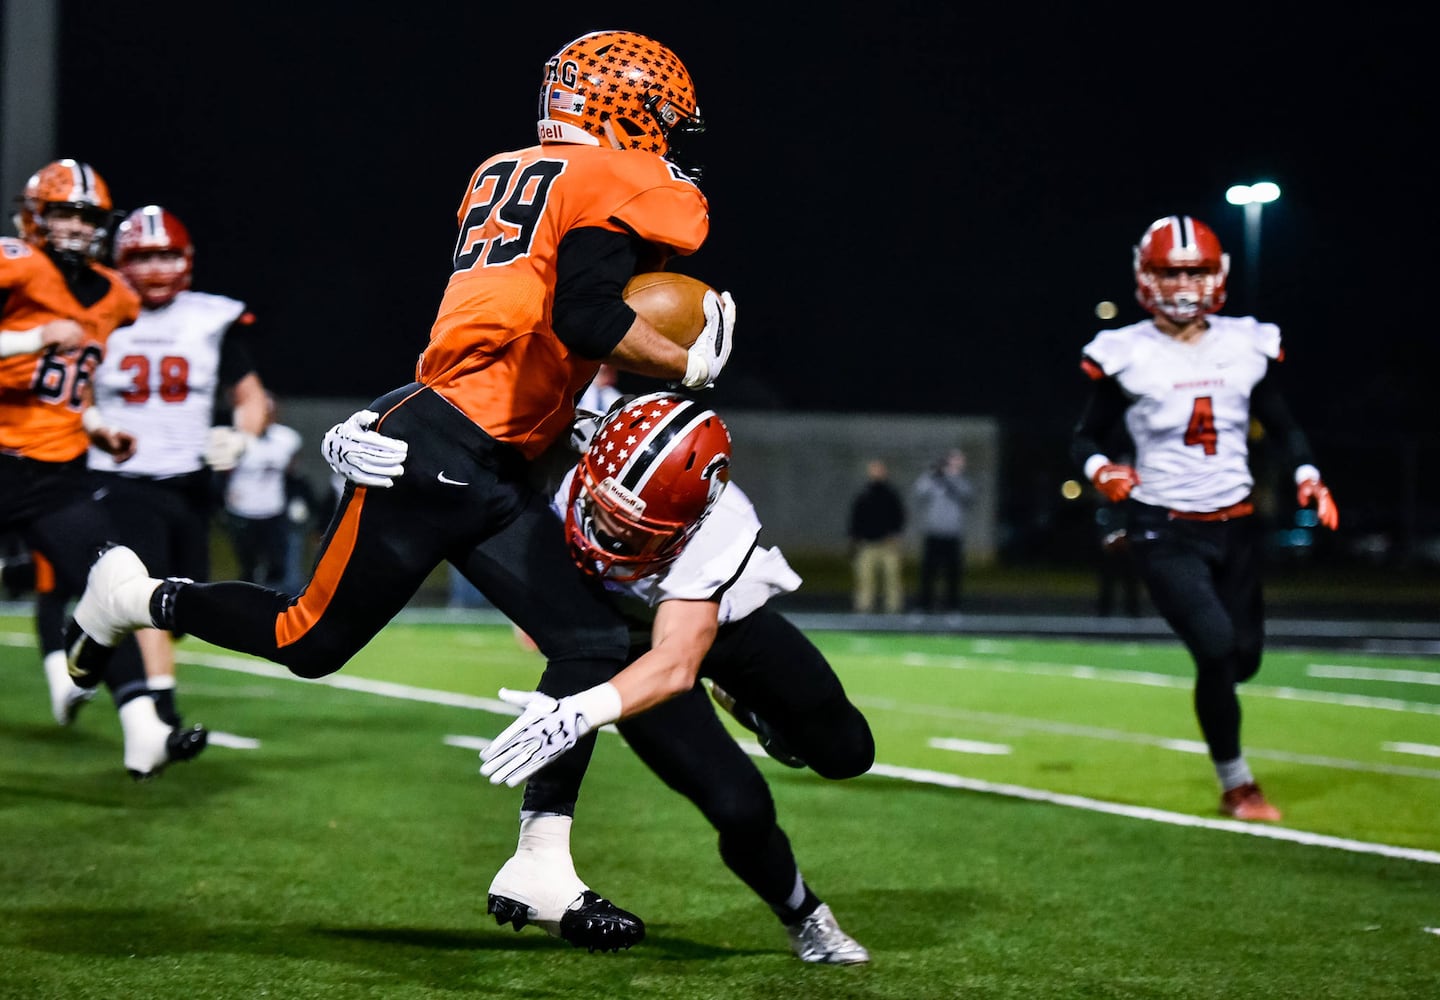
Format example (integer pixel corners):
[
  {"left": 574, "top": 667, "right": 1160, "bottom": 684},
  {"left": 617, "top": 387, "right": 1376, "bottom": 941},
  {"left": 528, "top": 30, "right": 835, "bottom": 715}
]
[
  {"left": 118, "top": 354, "right": 191, "bottom": 404},
  {"left": 1184, "top": 396, "right": 1218, "bottom": 455},
  {"left": 452, "top": 159, "right": 566, "bottom": 272},
  {"left": 32, "top": 345, "right": 103, "bottom": 409}
]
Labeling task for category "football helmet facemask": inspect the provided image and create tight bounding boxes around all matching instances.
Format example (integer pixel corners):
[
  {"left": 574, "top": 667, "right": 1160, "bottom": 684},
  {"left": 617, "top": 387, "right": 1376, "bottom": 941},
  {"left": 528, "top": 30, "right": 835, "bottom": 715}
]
[
  {"left": 114, "top": 206, "right": 195, "bottom": 307},
  {"left": 13, "top": 159, "right": 115, "bottom": 265},
  {"left": 537, "top": 30, "right": 706, "bottom": 179},
  {"left": 1134, "top": 215, "right": 1230, "bottom": 322},
  {"left": 566, "top": 391, "right": 731, "bottom": 582}
]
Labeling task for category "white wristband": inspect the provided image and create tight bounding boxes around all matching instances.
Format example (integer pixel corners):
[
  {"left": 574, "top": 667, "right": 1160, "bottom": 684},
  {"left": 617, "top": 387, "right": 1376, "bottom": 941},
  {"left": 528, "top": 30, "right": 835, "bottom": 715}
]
[
  {"left": 1083, "top": 454, "right": 1111, "bottom": 482},
  {"left": 81, "top": 407, "right": 108, "bottom": 433},
  {"left": 1294, "top": 464, "right": 1320, "bottom": 485},
  {"left": 682, "top": 350, "right": 710, "bottom": 389},
  {"left": 572, "top": 681, "right": 624, "bottom": 729},
  {"left": 0, "top": 329, "right": 44, "bottom": 358}
]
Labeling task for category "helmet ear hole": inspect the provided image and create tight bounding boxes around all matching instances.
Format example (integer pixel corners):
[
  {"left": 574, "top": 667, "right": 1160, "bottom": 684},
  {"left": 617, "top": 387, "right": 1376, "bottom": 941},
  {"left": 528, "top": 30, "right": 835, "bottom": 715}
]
[{"left": 612, "top": 116, "right": 650, "bottom": 139}]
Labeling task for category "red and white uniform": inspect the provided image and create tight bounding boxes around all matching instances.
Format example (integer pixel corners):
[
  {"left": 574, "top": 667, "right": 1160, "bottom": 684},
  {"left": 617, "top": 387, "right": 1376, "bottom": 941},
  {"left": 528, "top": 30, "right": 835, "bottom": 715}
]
[
  {"left": 553, "top": 470, "right": 799, "bottom": 623},
  {"left": 1081, "top": 315, "right": 1281, "bottom": 512},
  {"left": 88, "top": 290, "right": 247, "bottom": 476}
]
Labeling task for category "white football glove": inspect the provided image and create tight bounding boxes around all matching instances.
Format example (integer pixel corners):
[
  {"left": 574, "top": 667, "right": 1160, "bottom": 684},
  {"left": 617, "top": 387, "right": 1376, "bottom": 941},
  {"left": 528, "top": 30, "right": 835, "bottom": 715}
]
[
  {"left": 681, "top": 289, "right": 735, "bottom": 389},
  {"left": 322, "top": 409, "right": 409, "bottom": 488},
  {"left": 478, "top": 683, "right": 622, "bottom": 787},
  {"left": 204, "top": 426, "right": 252, "bottom": 471}
]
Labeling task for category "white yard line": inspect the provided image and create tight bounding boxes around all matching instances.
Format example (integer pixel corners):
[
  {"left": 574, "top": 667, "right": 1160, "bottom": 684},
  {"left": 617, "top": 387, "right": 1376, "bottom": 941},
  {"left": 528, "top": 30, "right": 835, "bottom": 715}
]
[
  {"left": 1308, "top": 663, "right": 1440, "bottom": 686},
  {"left": 898, "top": 652, "right": 1440, "bottom": 716},
  {"left": 862, "top": 762, "right": 1440, "bottom": 866},
  {"left": 1383, "top": 742, "right": 1440, "bottom": 758}
]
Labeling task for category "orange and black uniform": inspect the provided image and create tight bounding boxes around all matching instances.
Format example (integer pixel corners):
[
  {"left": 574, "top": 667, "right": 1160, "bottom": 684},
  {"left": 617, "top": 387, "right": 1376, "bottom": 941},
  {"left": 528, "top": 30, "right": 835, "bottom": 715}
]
[
  {"left": 0, "top": 236, "right": 151, "bottom": 700},
  {"left": 164, "top": 143, "right": 709, "bottom": 701}
]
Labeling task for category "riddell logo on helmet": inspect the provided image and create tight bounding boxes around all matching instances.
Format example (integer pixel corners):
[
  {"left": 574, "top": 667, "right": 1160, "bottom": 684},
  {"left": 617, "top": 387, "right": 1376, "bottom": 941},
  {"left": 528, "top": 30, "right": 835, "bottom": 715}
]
[
  {"left": 1166, "top": 247, "right": 1205, "bottom": 265},
  {"left": 598, "top": 478, "right": 646, "bottom": 517}
]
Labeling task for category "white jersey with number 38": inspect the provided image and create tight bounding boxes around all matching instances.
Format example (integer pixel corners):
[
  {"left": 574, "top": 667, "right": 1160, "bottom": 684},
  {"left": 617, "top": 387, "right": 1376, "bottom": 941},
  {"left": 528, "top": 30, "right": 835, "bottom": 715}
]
[
  {"left": 88, "top": 290, "right": 247, "bottom": 477},
  {"left": 1082, "top": 314, "right": 1281, "bottom": 512}
]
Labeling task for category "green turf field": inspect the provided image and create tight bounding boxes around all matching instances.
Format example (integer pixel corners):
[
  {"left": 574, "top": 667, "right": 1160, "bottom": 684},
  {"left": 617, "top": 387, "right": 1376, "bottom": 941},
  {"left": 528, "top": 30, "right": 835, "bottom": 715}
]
[{"left": 2, "top": 611, "right": 1437, "bottom": 999}]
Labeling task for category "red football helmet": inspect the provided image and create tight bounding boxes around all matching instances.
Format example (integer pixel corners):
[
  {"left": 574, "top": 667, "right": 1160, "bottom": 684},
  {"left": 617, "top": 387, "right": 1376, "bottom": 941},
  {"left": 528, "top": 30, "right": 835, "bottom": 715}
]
[
  {"left": 114, "top": 206, "right": 195, "bottom": 307},
  {"left": 566, "top": 392, "right": 731, "bottom": 581},
  {"left": 13, "top": 159, "right": 115, "bottom": 263},
  {"left": 1133, "top": 215, "right": 1230, "bottom": 321},
  {"left": 537, "top": 30, "right": 706, "bottom": 178}
]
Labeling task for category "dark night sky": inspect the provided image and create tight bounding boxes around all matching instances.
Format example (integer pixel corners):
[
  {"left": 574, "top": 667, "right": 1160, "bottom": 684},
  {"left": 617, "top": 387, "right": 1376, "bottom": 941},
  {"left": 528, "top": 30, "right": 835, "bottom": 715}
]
[{"left": 48, "top": 3, "right": 1435, "bottom": 531}]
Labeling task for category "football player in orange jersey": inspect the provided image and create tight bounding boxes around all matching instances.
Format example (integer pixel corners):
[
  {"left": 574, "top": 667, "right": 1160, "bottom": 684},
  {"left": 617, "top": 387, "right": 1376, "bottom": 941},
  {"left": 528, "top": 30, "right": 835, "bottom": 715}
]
[
  {"left": 1, "top": 159, "right": 207, "bottom": 779},
  {"left": 65, "top": 30, "right": 735, "bottom": 945}
]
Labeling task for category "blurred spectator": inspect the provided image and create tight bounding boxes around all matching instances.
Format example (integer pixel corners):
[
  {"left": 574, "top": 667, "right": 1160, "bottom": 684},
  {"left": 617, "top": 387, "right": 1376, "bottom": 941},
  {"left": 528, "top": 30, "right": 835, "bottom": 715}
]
[
  {"left": 222, "top": 394, "right": 303, "bottom": 594},
  {"left": 912, "top": 448, "right": 974, "bottom": 611},
  {"left": 847, "top": 459, "right": 905, "bottom": 613}
]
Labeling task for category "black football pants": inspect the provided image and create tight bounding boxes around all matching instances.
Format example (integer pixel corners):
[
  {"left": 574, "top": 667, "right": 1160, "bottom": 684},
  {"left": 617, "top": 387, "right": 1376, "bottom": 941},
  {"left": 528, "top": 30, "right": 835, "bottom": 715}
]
[
  {"left": 1, "top": 454, "right": 149, "bottom": 705},
  {"left": 523, "top": 606, "right": 875, "bottom": 911},
  {"left": 1125, "top": 501, "right": 1265, "bottom": 762},
  {"left": 168, "top": 384, "right": 630, "bottom": 685}
]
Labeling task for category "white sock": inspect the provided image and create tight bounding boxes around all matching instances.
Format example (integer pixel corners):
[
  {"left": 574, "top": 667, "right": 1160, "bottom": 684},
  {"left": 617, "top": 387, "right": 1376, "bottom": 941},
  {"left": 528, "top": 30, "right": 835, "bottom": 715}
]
[
  {"left": 120, "top": 576, "right": 161, "bottom": 628},
  {"left": 516, "top": 813, "right": 575, "bottom": 858},
  {"left": 118, "top": 695, "right": 163, "bottom": 737},
  {"left": 1215, "top": 756, "right": 1255, "bottom": 792}
]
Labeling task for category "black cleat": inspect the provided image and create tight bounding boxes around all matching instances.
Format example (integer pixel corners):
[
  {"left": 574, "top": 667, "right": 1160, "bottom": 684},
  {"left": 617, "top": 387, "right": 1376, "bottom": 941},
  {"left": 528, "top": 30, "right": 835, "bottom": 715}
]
[
  {"left": 488, "top": 890, "right": 645, "bottom": 953},
  {"left": 487, "top": 893, "right": 533, "bottom": 932},
  {"left": 128, "top": 724, "right": 208, "bottom": 782},
  {"left": 558, "top": 891, "right": 646, "bottom": 953}
]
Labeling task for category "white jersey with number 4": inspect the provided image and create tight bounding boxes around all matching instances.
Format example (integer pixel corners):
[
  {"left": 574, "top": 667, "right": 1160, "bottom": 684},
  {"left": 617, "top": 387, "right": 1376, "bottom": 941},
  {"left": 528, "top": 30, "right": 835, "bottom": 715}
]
[
  {"left": 553, "top": 469, "right": 801, "bottom": 625},
  {"left": 88, "top": 290, "right": 247, "bottom": 477},
  {"left": 1082, "top": 314, "right": 1281, "bottom": 512}
]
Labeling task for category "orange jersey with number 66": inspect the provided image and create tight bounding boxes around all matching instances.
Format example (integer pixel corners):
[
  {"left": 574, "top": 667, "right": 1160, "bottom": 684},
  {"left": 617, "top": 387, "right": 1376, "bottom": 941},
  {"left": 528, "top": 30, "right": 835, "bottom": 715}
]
[
  {"left": 0, "top": 237, "right": 140, "bottom": 462},
  {"left": 418, "top": 143, "right": 709, "bottom": 459}
]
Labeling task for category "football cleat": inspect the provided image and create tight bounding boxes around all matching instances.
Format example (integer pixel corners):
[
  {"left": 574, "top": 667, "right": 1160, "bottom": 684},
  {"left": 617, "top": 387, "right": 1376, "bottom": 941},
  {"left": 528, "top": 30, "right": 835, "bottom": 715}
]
[
  {"left": 786, "top": 903, "right": 870, "bottom": 965},
  {"left": 119, "top": 696, "right": 207, "bottom": 781},
  {"left": 709, "top": 682, "right": 806, "bottom": 768},
  {"left": 43, "top": 649, "right": 95, "bottom": 725},
  {"left": 487, "top": 854, "right": 644, "bottom": 953},
  {"left": 1220, "top": 782, "right": 1282, "bottom": 822}
]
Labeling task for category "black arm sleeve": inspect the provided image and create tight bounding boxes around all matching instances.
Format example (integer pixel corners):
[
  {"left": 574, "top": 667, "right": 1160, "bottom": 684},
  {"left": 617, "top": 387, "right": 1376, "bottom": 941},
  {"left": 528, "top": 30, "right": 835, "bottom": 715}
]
[
  {"left": 1250, "top": 359, "right": 1316, "bottom": 469},
  {"left": 218, "top": 320, "right": 259, "bottom": 386},
  {"left": 552, "top": 227, "right": 643, "bottom": 359},
  {"left": 1070, "top": 372, "right": 1131, "bottom": 471}
]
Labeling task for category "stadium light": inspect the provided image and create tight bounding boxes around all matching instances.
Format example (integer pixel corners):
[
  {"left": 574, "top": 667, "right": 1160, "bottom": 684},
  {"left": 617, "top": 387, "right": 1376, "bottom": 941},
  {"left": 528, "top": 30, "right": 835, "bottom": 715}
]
[{"left": 1225, "top": 181, "right": 1281, "bottom": 308}]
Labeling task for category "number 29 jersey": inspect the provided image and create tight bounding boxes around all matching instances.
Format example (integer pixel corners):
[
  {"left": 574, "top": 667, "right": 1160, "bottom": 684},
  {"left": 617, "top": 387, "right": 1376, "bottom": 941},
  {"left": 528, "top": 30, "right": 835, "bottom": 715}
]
[
  {"left": 1081, "top": 315, "right": 1282, "bottom": 512},
  {"left": 418, "top": 143, "right": 709, "bottom": 460}
]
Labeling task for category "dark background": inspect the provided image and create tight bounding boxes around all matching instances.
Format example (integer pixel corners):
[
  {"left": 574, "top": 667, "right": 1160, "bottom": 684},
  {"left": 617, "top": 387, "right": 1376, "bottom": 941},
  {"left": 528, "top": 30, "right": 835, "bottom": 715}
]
[{"left": 44, "top": 3, "right": 1439, "bottom": 567}]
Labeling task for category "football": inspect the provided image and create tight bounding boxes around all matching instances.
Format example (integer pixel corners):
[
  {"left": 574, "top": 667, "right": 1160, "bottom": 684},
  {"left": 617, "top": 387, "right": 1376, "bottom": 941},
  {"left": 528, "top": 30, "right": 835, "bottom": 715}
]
[{"left": 623, "top": 271, "right": 714, "bottom": 348}]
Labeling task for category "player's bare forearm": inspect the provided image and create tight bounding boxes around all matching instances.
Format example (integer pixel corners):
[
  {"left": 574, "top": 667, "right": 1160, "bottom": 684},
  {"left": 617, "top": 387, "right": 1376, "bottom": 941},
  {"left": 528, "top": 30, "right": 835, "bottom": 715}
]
[
  {"left": 610, "top": 599, "right": 719, "bottom": 717},
  {"left": 605, "top": 314, "right": 689, "bottom": 380}
]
